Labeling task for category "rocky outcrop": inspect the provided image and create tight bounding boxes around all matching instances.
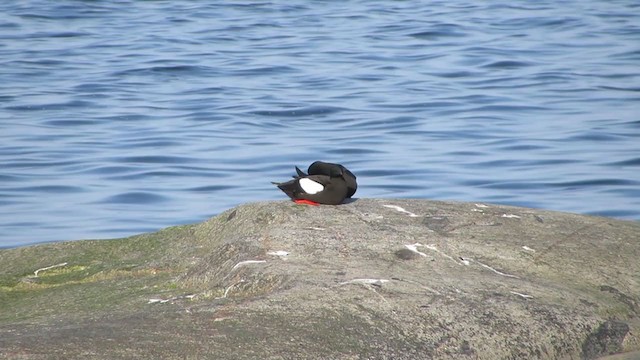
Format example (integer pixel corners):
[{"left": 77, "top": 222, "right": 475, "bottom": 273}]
[{"left": 1, "top": 199, "right": 639, "bottom": 359}]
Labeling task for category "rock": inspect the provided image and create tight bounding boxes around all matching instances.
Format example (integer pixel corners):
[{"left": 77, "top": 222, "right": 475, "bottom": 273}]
[{"left": 0, "top": 199, "right": 639, "bottom": 359}]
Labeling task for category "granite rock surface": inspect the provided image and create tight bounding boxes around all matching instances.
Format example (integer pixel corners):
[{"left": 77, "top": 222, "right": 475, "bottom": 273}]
[{"left": 1, "top": 199, "right": 639, "bottom": 359}]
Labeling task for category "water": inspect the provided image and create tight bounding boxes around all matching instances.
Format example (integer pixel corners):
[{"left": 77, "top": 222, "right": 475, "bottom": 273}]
[{"left": 1, "top": 1, "right": 639, "bottom": 248}]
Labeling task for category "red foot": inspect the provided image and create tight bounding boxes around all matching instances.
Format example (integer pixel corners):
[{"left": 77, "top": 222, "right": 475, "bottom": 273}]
[{"left": 294, "top": 199, "right": 320, "bottom": 206}]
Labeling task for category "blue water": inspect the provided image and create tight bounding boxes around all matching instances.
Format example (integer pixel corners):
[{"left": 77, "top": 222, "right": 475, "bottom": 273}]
[{"left": 1, "top": 1, "right": 639, "bottom": 248}]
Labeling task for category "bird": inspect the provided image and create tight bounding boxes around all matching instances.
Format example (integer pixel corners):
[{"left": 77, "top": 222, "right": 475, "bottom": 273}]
[
  {"left": 273, "top": 165, "right": 349, "bottom": 205},
  {"left": 294, "top": 161, "right": 357, "bottom": 198}
]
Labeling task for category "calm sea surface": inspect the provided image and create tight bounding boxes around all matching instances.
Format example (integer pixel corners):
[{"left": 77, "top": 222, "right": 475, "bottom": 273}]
[{"left": 1, "top": 1, "right": 639, "bottom": 248}]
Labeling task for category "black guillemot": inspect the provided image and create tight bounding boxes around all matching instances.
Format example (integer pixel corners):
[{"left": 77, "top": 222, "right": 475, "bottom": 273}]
[
  {"left": 295, "top": 161, "right": 357, "bottom": 198},
  {"left": 273, "top": 162, "right": 354, "bottom": 205}
]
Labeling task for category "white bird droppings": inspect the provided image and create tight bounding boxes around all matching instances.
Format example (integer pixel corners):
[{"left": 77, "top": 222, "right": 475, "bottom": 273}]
[
  {"left": 522, "top": 246, "right": 535, "bottom": 252},
  {"left": 232, "top": 260, "right": 266, "bottom": 270},
  {"left": 340, "top": 278, "right": 390, "bottom": 286},
  {"left": 148, "top": 294, "right": 195, "bottom": 304},
  {"left": 33, "top": 262, "right": 68, "bottom": 277},
  {"left": 405, "top": 243, "right": 428, "bottom": 257},
  {"left": 425, "top": 244, "right": 465, "bottom": 265},
  {"left": 267, "top": 250, "right": 289, "bottom": 257},
  {"left": 501, "top": 214, "right": 521, "bottom": 219},
  {"left": 476, "top": 261, "right": 519, "bottom": 279},
  {"left": 383, "top": 204, "right": 419, "bottom": 217},
  {"left": 510, "top": 291, "right": 533, "bottom": 299},
  {"left": 216, "top": 280, "right": 246, "bottom": 299}
]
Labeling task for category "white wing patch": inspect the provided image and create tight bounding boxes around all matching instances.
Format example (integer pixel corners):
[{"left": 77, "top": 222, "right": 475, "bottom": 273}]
[{"left": 299, "top": 178, "right": 324, "bottom": 194}]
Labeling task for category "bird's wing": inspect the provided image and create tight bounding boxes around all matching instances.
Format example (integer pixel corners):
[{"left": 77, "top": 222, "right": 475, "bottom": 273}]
[{"left": 295, "top": 166, "right": 307, "bottom": 177}]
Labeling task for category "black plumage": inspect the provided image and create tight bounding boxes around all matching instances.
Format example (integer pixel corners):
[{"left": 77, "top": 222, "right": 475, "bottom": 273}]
[
  {"left": 273, "top": 163, "right": 350, "bottom": 205},
  {"left": 294, "top": 161, "right": 357, "bottom": 198}
]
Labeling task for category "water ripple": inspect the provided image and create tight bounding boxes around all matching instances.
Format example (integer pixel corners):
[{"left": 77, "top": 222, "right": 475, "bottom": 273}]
[
  {"left": 251, "top": 106, "right": 346, "bottom": 117},
  {"left": 1, "top": 0, "right": 639, "bottom": 247},
  {"left": 100, "top": 192, "right": 169, "bottom": 205},
  {"left": 610, "top": 157, "right": 640, "bottom": 167},
  {"left": 114, "top": 155, "right": 198, "bottom": 164}
]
